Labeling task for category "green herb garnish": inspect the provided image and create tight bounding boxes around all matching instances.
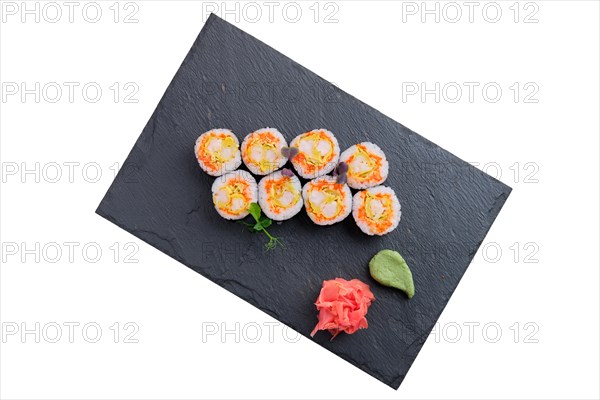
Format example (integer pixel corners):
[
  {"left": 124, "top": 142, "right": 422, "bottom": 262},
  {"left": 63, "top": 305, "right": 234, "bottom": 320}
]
[{"left": 241, "top": 203, "right": 283, "bottom": 251}]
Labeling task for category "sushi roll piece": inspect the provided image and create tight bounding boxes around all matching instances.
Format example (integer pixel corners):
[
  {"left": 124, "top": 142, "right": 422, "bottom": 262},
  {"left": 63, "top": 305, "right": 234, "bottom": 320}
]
[
  {"left": 211, "top": 170, "right": 258, "bottom": 220},
  {"left": 258, "top": 169, "right": 303, "bottom": 221},
  {"left": 339, "top": 142, "right": 389, "bottom": 189},
  {"left": 352, "top": 185, "right": 401, "bottom": 236},
  {"left": 194, "top": 129, "right": 242, "bottom": 176},
  {"left": 289, "top": 129, "right": 340, "bottom": 179},
  {"left": 302, "top": 176, "right": 352, "bottom": 226},
  {"left": 241, "top": 128, "right": 287, "bottom": 175}
]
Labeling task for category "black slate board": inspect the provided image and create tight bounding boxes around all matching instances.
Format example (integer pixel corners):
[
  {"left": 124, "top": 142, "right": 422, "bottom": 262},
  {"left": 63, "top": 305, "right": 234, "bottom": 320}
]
[{"left": 96, "top": 14, "right": 511, "bottom": 389}]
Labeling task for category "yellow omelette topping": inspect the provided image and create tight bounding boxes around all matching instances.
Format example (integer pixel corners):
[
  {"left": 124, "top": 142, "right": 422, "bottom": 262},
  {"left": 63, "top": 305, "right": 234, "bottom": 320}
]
[
  {"left": 297, "top": 131, "right": 334, "bottom": 166},
  {"left": 265, "top": 177, "right": 301, "bottom": 213},
  {"left": 357, "top": 191, "right": 394, "bottom": 234},
  {"left": 244, "top": 131, "right": 282, "bottom": 173},
  {"left": 364, "top": 192, "right": 392, "bottom": 220},
  {"left": 353, "top": 146, "right": 377, "bottom": 177},
  {"left": 214, "top": 178, "right": 252, "bottom": 215},
  {"left": 197, "top": 133, "right": 238, "bottom": 172},
  {"left": 345, "top": 144, "right": 385, "bottom": 184},
  {"left": 306, "top": 180, "right": 346, "bottom": 222}
]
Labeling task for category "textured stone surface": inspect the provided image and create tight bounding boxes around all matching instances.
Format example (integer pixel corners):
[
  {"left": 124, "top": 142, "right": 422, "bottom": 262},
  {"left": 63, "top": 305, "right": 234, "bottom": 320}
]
[{"left": 96, "top": 14, "right": 511, "bottom": 389}]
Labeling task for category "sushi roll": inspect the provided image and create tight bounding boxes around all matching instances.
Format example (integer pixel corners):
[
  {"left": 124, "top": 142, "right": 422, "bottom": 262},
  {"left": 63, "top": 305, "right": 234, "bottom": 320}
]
[
  {"left": 258, "top": 169, "right": 303, "bottom": 221},
  {"left": 302, "top": 176, "right": 352, "bottom": 226},
  {"left": 290, "top": 129, "right": 340, "bottom": 179},
  {"left": 352, "top": 186, "right": 401, "bottom": 236},
  {"left": 211, "top": 170, "right": 258, "bottom": 220},
  {"left": 195, "top": 129, "right": 242, "bottom": 176},
  {"left": 339, "top": 142, "right": 389, "bottom": 189},
  {"left": 241, "top": 128, "right": 287, "bottom": 175}
]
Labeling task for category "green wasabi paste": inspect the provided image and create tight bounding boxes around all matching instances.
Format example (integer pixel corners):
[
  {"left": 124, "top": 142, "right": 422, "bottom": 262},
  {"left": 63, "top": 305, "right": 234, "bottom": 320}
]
[{"left": 369, "top": 249, "right": 415, "bottom": 298}]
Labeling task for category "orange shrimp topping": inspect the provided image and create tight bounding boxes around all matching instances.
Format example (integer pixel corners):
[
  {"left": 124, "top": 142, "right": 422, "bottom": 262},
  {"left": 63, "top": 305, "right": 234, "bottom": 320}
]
[
  {"left": 197, "top": 132, "right": 238, "bottom": 173},
  {"left": 264, "top": 176, "right": 301, "bottom": 214},
  {"left": 345, "top": 144, "right": 385, "bottom": 185},
  {"left": 243, "top": 131, "right": 282, "bottom": 173},
  {"left": 293, "top": 130, "right": 337, "bottom": 175},
  {"left": 214, "top": 177, "right": 253, "bottom": 216},
  {"left": 305, "top": 180, "right": 348, "bottom": 222},
  {"left": 356, "top": 191, "right": 394, "bottom": 234}
]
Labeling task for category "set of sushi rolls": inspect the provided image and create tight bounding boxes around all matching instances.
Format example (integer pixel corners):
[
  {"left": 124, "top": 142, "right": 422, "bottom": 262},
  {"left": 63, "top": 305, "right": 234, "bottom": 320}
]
[
  {"left": 258, "top": 170, "right": 303, "bottom": 221},
  {"left": 195, "top": 129, "right": 242, "bottom": 176},
  {"left": 211, "top": 170, "right": 258, "bottom": 220},
  {"left": 289, "top": 129, "right": 340, "bottom": 179},
  {"left": 198, "top": 128, "right": 400, "bottom": 235},
  {"left": 339, "top": 142, "right": 389, "bottom": 189},
  {"left": 352, "top": 185, "right": 401, "bottom": 235},
  {"left": 241, "top": 128, "right": 287, "bottom": 175},
  {"left": 302, "top": 176, "right": 352, "bottom": 225}
]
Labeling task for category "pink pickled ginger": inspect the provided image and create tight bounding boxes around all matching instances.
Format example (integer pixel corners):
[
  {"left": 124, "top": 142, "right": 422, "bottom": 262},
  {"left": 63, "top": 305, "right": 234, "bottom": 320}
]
[{"left": 310, "top": 278, "right": 375, "bottom": 339}]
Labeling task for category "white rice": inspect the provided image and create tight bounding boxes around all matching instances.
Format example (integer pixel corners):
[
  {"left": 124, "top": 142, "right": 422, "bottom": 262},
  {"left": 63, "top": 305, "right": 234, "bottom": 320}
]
[
  {"left": 258, "top": 170, "right": 303, "bottom": 221},
  {"left": 339, "top": 142, "right": 389, "bottom": 189},
  {"left": 241, "top": 128, "right": 287, "bottom": 175},
  {"left": 290, "top": 129, "right": 340, "bottom": 179},
  {"left": 194, "top": 128, "right": 242, "bottom": 177},
  {"left": 302, "top": 176, "right": 352, "bottom": 226},
  {"left": 211, "top": 170, "right": 258, "bottom": 220},
  {"left": 352, "top": 185, "right": 401, "bottom": 235}
]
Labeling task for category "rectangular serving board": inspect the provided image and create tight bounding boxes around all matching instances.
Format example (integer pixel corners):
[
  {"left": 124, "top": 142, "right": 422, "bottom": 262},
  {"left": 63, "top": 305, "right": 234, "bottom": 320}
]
[{"left": 96, "top": 14, "right": 511, "bottom": 389}]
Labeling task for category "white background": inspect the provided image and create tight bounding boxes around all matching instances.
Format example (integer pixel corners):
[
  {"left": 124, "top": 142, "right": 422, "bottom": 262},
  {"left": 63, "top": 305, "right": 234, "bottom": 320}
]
[{"left": 1, "top": 1, "right": 599, "bottom": 399}]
